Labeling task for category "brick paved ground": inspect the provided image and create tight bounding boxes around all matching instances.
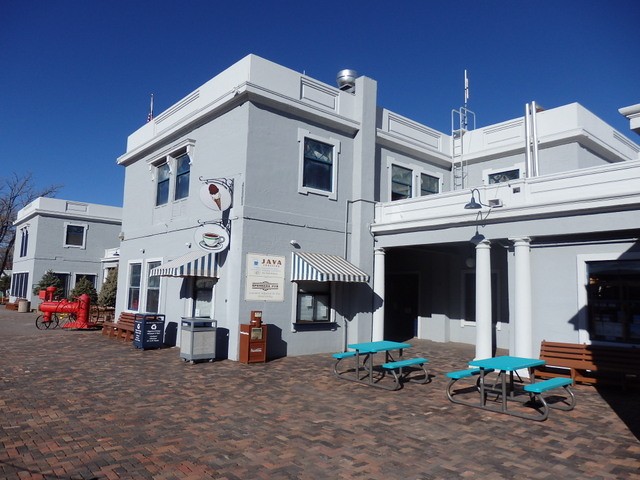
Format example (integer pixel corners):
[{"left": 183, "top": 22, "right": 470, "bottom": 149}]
[{"left": 1, "top": 308, "right": 639, "bottom": 479}]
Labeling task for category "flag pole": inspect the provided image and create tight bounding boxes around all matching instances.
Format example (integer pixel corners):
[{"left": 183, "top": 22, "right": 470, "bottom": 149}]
[{"left": 147, "top": 94, "right": 154, "bottom": 122}]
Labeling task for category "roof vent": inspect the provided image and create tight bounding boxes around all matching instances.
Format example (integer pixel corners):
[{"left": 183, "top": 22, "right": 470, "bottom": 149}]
[{"left": 337, "top": 69, "right": 358, "bottom": 92}]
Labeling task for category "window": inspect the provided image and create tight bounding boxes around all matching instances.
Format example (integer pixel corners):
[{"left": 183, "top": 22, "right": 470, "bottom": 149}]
[
  {"left": 53, "top": 273, "right": 70, "bottom": 299},
  {"left": 296, "top": 282, "right": 331, "bottom": 323},
  {"left": 388, "top": 159, "right": 442, "bottom": 201},
  {"left": 488, "top": 169, "right": 520, "bottom": 184},
  {"left": 174, "top": 154, "right": 190, "bottom": 201},
  {"left": 483, "top": 163, "right": 524, "bottom": 185},
  {"left": 298, "top": 131, "right": 339, "bottom": 199},
  {"left": 64, "top": 223, "right": 87, "bottom": 248},
  {"left": 10, "top": 272, "right": 29, "bottom": 298},
  {"left": 391, "top": 165, "right": 412, "bottom": 200},
  {"left": 127, "top": 263, "right": 142, "bottom": 311},
  {"left": 151, "top": 140, "right": 195, "bottom": 207},
  {"left": 193, "top": 277, "right": 215, "bottom": 317},
  {"left": 156, "top": 163, "right": 170, "bottom": 206},
  {"left": 587, "top": 260, "right": 640, "bottom": 345},
  {"left": 75, "top": 274, "right": 96, "bottom": 288},
  {"left": 303, "top": 138, "right": 333, "bottom": 192},
  {"left": 19, "top": 228, "right": 29, "bottom": 257},
  {"left": 145, "top": 261, "right": 161, "bottom": 313},
  {"left": 420, "top": 173, "right": 439, "bottom": 196}
]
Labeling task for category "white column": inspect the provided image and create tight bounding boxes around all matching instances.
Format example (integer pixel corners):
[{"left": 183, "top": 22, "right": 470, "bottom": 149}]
[
  {"left": 475, "top": 239, "right": 492, "bottom": 359},
  {"left": 511, "top": 237, "right": 533, "bottom": 358},
  {"left": 372, "top": 247, "right": 385, "bottom": 341}
]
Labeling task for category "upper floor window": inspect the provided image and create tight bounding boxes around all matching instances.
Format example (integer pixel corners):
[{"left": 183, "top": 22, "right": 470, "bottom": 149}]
[
  {"left": 151, "top": 139, "right": 195, "bottom": 207},
  {"left": 64, "top": 223, "right": 87, "bottom": 248},
  {"left": 483, "top": 163, "right": 524, "bottom": 185},
  {"left": 388, "top": 159, "right": 442, "bottom": 201},
  {"left": 298, "top": 130, "right": 339, "bottom": 200},
  {"left": 19, "top": 228, "right": 29, "bottom": 257},
  {"left": 156, "top": 163, "right": 170, "bottom": 206},
  {"left": 420, "top": 173, "right": 439, "bottom": 196},
  {"left": 174, "top": 154, "right": 190, "bottom": 201},
  {"left": 391, "top": 165, "right": 412, "bottom": 200}
]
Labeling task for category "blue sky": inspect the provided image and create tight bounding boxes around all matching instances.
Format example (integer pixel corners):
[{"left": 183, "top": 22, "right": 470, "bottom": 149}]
[{"left": 1, "top": 0, "right": 639, "bottom": 207}]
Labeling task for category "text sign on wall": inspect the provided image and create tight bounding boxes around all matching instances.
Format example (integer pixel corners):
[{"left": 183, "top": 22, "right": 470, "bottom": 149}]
[{"left": 244, "top": 253, "right": 285, "bottom": 302}]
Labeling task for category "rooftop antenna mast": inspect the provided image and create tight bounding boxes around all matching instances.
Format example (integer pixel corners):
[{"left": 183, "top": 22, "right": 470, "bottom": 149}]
[{"left": 451, "top": 70, "right": 476, "bottom": 190}]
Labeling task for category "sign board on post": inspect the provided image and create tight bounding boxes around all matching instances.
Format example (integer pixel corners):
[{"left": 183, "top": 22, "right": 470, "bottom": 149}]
[{"left": 244, "top": 253, "right": 285, "bottom": 302}]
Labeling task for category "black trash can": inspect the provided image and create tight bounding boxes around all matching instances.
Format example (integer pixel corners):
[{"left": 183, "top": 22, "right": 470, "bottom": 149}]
[{"left": 133, "top": 314, "right": 166, "bottom": 350}]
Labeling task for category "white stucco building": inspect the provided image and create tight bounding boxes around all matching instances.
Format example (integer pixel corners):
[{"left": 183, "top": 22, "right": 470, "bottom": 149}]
[
  {"left": 10, "top": 197, "right": 122, "bottom": 305},
  {"left": 115, "top": 54, "right": 640, "bottom": 361}
]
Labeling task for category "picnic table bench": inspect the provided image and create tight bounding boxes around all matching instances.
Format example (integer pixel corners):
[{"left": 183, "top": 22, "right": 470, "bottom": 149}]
[
  {"left": 532, "top": 340, "right": 640, "bottom": 388},
  {"left": 101, "top": 312, "right": 136, "bottom": 342}
]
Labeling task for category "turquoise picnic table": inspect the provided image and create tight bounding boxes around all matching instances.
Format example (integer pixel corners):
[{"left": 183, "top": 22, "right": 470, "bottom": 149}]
[
  {"left": 446, "top": 355, "right": 576, "bottom": 421},
  {"left": 332, "top": 340, "right": 429, "bottom": 390}
]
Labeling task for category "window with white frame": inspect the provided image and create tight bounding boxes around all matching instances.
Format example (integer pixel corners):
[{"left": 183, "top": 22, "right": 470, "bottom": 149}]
[
  {"left": 152, "top": 140, "right": 195, "bottom": 207},
  {"left": 296, "top": 281, "right": 332, "bottom": 323},
  {"left": 127, "top": 263, "right": 142, "bottom": 311},
  {"left": 145, "top": 261, "right": 161, "bottom": 313},
  {"left": 483, "top": 163, "right": 524, "bottom": 185},
  {"left": 10, "top": 272, "right": 29, "bottom": 298},
  {"left": 53, "top": 273, "right": 70, "bottom": 299},
  {"left": 420, "top": 173, "right": 439, "bottom": 196},
  {"left": 19, "top": 228, "right": 29, "bottom": 257},
  {"left": 74, "top": 274, "right": 96, "bottom": 289},
  {"left": 64, "top": 223, "right": 87, "bottom": 248},
  {"left": 391, "top": 165, "right": 412, "bottom": 200},
  {"left": 298, "top": 130, "right": 339, "bottom": 200},
  {"left": 174, "top": 154, "right": 190, "bottom": 201},
  {"left": 388, "top": 159, "right": 442, "bottom": 201},
  {"left": 156, "top": 163, "right": 170, "bottom": 206}
]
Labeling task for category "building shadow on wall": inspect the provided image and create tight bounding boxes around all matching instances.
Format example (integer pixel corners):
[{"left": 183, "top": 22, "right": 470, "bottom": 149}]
[{"left": 566, "top": 304, "right": 640, "bottom": 440}]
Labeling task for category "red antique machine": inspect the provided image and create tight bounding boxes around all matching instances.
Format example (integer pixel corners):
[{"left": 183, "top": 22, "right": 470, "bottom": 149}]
[{"left": 38, "top": 286, "right": 98, "bottom": 329}]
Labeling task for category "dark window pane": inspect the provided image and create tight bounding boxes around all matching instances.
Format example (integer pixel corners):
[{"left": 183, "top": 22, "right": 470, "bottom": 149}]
[
  {"left": 391, "top": 165, "right": 412, "bottom": 200},
  {"left": 174, "top": 155, "right": 190, "bottom": 200},
  {"left": 65, "top": 225, "right": 84, "bottom": 246},
  {"left": 156, "top": 164, "right": 170, "bottom": 205},
  {"left": 421, "top": 174, "right": 439, "bottom": 195},
  {"left": 303, "top": 138, "right": 333, "bottom": 192}
]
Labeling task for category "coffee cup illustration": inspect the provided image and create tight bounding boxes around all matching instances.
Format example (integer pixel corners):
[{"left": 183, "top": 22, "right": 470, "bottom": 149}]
[{"left": 202, "top": 232, "right": 222, "bottom": 248}]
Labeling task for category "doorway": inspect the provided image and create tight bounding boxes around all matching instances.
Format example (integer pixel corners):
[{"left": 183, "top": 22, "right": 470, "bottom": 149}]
[{"left": 384, "top": 273, "right": 419, "bottom": 341}]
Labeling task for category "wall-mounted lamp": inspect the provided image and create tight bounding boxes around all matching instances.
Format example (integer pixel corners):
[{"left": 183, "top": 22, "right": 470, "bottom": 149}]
[
  {"left": 185, "top": 242, "right": 192, "bottom": 248},
  {"left": 118, "top": 231, "right": 125, "bottom": 241},
  {"left": 290, "top": 240, "right": 300, "bottom": 249},
  {"left": 140, "top": 248, "right": 145, "bottom": 254},
  {"left": 464, "top": 188, "right": 489, "bottom": 210}
]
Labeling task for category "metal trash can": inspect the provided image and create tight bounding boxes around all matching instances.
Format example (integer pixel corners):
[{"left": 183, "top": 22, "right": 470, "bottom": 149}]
[
  {"left": 180, "top": 318, "right": 217, "bottom": 363},
  {"left": 133, "top": 314, "right": 165, "bottom": 350},
  {"left": 17, "top": 300, "right": 31, "bottom": 313}
]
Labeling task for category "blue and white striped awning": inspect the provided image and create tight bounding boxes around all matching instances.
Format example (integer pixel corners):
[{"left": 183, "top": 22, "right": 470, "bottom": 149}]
[
  {"left": 150, "top": 251, "right": 218, "bottom": 278},
  {"left": 291, "top": 252, "right": 369, "bottom": 283}
]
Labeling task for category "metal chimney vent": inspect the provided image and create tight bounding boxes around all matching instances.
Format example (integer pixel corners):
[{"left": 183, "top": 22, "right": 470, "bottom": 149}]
[{"left": 337, "top": 69, "right": 358, "bottom": 92}]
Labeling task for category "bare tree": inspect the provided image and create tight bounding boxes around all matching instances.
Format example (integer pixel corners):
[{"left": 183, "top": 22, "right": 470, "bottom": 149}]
[{"left": 0, "top": 173, "right": 61, "bottom": 277}]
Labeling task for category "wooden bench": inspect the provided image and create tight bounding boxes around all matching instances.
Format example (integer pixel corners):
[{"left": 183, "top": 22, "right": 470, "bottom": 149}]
[
  {"left": 533, "top": 340, "right": 640, "bottom": 388},
  {"left": 381, "top": 357, "right": 430, "bottom": 390},
  {"left": 101, "top": 312, "right": 136, "bottom": 342}
]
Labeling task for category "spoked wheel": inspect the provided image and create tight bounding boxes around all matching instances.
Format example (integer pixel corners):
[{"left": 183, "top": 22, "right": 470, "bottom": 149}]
[
  {"left": 35, "top": 314, "right": 58, "bottom": 330},
  {"left": 58, "top": 313, "right": 75, "bottom": 328}
]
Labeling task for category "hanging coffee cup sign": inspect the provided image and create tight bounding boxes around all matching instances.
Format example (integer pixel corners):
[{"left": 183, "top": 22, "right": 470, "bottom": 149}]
[{"left": 195, "top": 223, "right": 229, "bottom": 253}]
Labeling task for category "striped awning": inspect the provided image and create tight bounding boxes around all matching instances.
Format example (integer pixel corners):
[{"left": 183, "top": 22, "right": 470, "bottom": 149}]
[
  {"left": 291, "top": 252, "right": 369, "bottom": 283},
  {"left": 150, "top": 251, "right": 218, "bottom": 278}
]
